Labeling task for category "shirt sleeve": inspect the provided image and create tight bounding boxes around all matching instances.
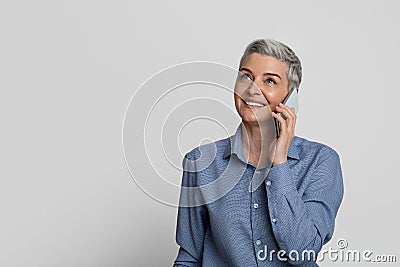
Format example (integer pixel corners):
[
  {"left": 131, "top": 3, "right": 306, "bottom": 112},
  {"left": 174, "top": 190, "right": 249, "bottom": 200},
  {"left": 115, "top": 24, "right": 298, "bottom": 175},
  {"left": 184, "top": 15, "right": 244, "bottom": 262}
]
[
  {"left": 265, "top": 147, "right": 344, "bottom": 265},
  {"left": 173, "top": 152, "right": 208, "bottom": 267}
]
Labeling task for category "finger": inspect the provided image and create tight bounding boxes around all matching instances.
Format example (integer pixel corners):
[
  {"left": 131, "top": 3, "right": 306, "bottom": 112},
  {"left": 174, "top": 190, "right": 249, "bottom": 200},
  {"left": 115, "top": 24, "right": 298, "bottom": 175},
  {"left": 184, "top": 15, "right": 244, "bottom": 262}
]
[
  {"left": 277, "top": 103, "right": 295, "bottom": 118},
  {"left": 284, "top": 107, "right": 296, "bottom": 131},
  {"left": 271, "top": 112, "right": 287, "bottom": 133},
  {"left": 276, "top": 105, "right": 296, "bottom": 132},
  {"left": 276, "top": 105, "right": 295, "bottom": 125},
  {"left": 289, "top": 107, "right": 297, "bottom": 129}
]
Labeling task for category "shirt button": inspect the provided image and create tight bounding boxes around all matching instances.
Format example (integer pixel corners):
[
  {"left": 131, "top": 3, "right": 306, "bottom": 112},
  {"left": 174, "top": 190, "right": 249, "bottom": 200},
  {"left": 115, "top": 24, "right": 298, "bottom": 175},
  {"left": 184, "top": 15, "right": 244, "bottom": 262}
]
[
  {"left": 253, "top": 203, "right": 258, "bottom": 209},
  {"left": 266, "top": 180, "right": 272, "bottom": 186},
  {"left": 272, "top": 218, "right": 277, "bottom": 223},
  {"left": 256, "top": 240, "right": 261, "bottom": 245},
  {"left": 255, "top": 170, "right": 260, "bottom": 174}
]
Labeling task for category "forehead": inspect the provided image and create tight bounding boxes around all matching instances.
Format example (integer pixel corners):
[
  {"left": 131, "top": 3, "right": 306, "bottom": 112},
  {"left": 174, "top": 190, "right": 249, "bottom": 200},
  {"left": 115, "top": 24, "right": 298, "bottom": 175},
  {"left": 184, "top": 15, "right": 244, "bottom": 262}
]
[{"left": 241, "top": 53, "right": 288, "bottom": 78}]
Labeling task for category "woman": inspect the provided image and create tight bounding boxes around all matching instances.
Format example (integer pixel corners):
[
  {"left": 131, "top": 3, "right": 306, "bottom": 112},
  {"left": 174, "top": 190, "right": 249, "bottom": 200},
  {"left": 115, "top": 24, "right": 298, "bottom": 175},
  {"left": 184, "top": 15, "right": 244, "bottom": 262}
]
[{"left": 174, "top": 39, "right": 344, "bottom": 266}]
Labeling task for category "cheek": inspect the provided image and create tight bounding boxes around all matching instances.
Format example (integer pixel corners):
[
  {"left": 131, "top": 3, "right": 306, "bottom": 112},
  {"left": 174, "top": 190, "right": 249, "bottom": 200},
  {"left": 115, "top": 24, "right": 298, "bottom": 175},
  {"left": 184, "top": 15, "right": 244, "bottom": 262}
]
[
  {"left": 264, "top": 91, "right": 287, "bottom": 111},
  {"left": 234, "top": 96, "right": 242, "bottom": 113},
  {"left": 263, "top": 92, "right": 278, "bottom": 106},
  {"left": 234, "top": 94, "right": 246, "bottom": 105},
  {"left": 234, "top": 95, "right": 240, "bottom": 106}
]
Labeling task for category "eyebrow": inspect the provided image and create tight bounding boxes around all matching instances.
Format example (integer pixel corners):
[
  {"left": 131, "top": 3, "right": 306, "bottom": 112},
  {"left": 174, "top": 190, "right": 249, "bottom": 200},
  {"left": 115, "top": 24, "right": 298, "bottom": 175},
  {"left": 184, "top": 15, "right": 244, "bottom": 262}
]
[{"left": 239, "top": 67, "right": 282, "bottom": 80}]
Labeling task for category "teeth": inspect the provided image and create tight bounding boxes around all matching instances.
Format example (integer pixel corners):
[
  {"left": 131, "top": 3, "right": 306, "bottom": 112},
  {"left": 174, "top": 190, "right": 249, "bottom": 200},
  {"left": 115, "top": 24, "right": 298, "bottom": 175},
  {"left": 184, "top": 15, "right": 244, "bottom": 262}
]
[{"left": 245, "top": 101, "right": 264, "bottom": 107}]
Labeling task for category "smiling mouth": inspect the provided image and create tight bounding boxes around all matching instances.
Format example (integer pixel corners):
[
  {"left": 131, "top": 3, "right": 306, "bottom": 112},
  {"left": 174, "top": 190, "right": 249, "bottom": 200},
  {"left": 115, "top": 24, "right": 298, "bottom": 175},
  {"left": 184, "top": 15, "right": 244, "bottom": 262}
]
[{"left": 244, "top": 101, "right": 266, "bottom": 107}]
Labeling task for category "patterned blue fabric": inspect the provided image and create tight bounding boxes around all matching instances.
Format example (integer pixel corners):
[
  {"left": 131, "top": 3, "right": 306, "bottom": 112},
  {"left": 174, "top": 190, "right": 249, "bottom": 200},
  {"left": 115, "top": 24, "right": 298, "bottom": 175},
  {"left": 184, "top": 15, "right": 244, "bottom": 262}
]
[{"left": 174, "top": 124, "right": 344, "bottom": 266}]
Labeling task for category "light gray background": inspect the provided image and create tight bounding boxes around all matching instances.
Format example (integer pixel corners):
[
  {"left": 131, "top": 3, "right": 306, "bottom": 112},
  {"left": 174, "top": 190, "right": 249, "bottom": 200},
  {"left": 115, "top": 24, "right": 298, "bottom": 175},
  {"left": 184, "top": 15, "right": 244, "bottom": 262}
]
[{"left": 1, "top": 1, "right": 399, "bottom": 266}]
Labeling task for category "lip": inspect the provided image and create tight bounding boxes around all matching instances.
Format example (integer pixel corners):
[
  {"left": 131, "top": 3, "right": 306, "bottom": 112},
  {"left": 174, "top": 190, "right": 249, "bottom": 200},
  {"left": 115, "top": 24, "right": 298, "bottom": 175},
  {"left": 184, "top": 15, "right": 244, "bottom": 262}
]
[{"left": 242, "top": 98, "right": 268, "bottom": 108}]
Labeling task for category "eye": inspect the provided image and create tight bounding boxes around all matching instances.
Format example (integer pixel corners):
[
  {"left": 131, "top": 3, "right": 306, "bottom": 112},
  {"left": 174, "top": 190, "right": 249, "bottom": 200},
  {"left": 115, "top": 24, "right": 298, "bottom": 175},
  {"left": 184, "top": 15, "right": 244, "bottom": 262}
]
[
  {"left": 240, "top": 73, "right": 252, "bottom": 81},
  {"left": 265, "top": 78, "right": 276, "bottom": 85}
]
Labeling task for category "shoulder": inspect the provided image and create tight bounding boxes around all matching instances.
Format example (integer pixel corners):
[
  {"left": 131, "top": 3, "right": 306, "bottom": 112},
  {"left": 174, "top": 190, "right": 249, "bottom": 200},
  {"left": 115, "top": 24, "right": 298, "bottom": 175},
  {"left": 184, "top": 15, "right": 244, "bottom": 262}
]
[
  {"left": 184, "top": 137, "right": 231, "bottom": 161},
  {"left": 292, "top": 136, "right": 340, "bottom": 165},
  {"left": 181, "top": 137, "right": 231, "bottom": 181},
  {"left": 292, "top": 137, "right": 344, "bottom": 198}
]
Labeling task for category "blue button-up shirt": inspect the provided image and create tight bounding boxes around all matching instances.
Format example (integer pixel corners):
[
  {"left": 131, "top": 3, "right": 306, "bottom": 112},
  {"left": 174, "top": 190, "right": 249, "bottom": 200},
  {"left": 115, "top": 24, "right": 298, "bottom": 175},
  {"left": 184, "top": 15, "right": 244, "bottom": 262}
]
[{"left": 174, "top": 124, "right": 344, "bottom": 266}]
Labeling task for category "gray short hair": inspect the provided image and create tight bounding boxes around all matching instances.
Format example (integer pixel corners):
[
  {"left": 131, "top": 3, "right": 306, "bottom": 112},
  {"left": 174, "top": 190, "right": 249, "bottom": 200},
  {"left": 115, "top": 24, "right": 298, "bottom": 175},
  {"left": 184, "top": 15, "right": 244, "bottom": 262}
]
[{"left": 239, "top": 39, "right": 302, "bottom": 90}]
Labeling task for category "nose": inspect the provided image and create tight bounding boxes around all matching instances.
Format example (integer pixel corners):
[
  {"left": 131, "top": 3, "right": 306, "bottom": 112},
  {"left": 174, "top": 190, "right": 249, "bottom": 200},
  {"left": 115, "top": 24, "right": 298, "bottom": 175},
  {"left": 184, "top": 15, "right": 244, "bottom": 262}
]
[{"left": 248, "top": 80, "right": 262, "bottom": 96}]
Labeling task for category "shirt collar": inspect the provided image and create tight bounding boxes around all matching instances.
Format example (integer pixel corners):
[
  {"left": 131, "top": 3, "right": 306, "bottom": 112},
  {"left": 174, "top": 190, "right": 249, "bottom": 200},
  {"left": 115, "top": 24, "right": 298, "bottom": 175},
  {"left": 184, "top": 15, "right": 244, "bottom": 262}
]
[
  {"left": 287, "top": 138, "right": 300, "bottom": 160},
  {"left": 223, "top": 124, "right": 246, "bottom": 161},
  {"left": 223, "top": 123, "right": 300, "bottom": 161}
]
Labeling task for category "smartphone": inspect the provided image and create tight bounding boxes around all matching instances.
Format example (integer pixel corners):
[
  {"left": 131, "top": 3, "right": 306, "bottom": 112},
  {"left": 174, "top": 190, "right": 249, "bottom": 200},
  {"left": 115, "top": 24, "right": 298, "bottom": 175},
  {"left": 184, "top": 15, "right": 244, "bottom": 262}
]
[{"left": 274, "top": 88, "right": 299, "bottom": 137}]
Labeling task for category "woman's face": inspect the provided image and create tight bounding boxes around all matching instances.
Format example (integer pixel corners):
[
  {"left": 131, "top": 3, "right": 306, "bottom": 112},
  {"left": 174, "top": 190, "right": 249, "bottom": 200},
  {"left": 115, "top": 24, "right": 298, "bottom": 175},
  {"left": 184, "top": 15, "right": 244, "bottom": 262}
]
[{"left": 234, "top": 53, "right": 290, "bottom": 124}]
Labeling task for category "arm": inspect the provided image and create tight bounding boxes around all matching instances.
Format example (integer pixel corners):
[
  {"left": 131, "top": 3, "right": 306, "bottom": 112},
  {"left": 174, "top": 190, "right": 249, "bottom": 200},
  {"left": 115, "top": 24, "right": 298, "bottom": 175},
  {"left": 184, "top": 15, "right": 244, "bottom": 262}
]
[
  {"left": 173, "top": 152, "right": 209, "bottom": 267},
  {"left": 269, "top": 103, "right": 344, "bottom": 264},
  {"left": 266, "top": 147, "right": 344, "bottom": 264}
]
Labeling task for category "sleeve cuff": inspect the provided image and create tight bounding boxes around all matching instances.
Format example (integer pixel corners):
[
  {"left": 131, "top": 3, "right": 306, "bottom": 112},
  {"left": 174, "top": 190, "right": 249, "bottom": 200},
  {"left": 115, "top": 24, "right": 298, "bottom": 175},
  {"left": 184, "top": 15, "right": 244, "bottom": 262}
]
[{"left": 266, "top": 162, "right": 297, "bottom": 194}]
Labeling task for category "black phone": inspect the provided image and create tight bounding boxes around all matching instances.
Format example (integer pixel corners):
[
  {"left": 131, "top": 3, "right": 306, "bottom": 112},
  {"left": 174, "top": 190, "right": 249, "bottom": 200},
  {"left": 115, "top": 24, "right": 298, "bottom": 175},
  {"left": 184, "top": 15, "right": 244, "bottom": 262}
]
[{"left": 274, "top": 88, "right": 299, "bottom": 137}]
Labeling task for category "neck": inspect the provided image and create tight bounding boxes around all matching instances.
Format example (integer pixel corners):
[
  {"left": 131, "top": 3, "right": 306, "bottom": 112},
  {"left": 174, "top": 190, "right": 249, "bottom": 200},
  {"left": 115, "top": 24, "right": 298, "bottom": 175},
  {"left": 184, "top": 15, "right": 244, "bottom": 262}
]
[{"left": 241, "top": 121, "right": 271, "bottom": 168}]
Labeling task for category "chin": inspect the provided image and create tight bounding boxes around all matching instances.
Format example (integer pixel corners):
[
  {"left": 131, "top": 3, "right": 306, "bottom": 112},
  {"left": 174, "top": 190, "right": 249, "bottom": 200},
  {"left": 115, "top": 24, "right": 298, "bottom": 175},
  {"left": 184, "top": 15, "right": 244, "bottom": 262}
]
[
  {"left": 239, "top": 111, "right": 273, "bottom": 128},
  {"left": 239, "top": 112, "right": 261, "bottom": 124},
  {"left": 243, "top": 118, "right": 265, "bottom": 125}
]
